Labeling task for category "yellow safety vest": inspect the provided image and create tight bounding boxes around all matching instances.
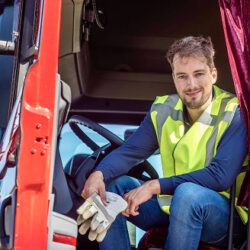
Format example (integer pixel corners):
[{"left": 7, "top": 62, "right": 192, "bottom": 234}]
[{"left": 150, "top": 85, "right": 248, "bottom": 224}]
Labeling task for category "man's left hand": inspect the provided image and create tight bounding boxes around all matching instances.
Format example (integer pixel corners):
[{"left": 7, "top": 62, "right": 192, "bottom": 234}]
[{"left": 122, "top": 179, "right": 160, "bottom": 217}]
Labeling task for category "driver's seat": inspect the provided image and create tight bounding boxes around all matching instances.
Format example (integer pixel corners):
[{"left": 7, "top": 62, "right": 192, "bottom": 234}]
[{"left": 52, "top": 79, "right": 74, "bottom": 214}]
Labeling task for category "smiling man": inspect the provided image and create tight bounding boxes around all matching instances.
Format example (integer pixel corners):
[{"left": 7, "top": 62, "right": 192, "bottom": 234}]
[
  {"left": 81, "top": 36, "right": 247, "bottom": 250},
  {"left": 173, "top": 56, "right": 216, "bottom": 118}
]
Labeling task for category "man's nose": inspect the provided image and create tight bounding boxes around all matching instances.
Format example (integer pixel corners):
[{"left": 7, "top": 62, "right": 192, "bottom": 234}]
[{"left": 186, "top": 76, "right": 196, "bottom": 87}]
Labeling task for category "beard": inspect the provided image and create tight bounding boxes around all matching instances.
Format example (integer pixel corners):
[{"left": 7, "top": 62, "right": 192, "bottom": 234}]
[{"left": 181, "top": 88, "right": 212, "bottom": 109}]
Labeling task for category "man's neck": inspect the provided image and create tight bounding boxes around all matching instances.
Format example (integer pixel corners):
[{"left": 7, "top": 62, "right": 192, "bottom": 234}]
[{"left": 186, "top": 108, "right": 203, "bottom": 124}]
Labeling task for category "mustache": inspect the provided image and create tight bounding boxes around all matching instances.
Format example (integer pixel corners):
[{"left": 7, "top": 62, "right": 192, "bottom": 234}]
[{"left": 184, "top": 88, "right": 202, "bottom": 94}]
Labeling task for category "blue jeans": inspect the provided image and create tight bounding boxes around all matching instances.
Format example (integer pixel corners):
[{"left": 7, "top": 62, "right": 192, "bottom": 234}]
[{"left": 100, "top": 176, "right": 233, "bottom": 250}]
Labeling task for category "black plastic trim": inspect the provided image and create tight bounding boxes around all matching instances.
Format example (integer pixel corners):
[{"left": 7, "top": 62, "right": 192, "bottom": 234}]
[{"left": 19, "top": 0, "right": 40, "bottom": 62}]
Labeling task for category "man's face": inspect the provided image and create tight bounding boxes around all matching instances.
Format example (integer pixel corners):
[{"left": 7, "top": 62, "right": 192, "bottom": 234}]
[{"left": 172, "top": 54, "right": 217, "bottom": 111}]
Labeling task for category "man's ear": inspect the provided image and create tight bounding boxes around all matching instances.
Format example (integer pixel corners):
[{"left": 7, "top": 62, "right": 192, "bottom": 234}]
[{"left": 211, "top": 68, "right": 217, "bottom": 84}]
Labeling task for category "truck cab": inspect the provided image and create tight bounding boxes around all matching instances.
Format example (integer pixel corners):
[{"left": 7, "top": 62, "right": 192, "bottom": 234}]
[{"left": 0, "top": 0, "right": 249, "bottom": 249}]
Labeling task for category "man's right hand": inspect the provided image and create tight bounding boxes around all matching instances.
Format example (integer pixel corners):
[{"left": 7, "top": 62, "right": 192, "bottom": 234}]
[
  {"left": 77, "top": 192, "right": 128, "bottom": 242},
  {"left": 81, "top": 171, "right": 107, "bottom": 204}
]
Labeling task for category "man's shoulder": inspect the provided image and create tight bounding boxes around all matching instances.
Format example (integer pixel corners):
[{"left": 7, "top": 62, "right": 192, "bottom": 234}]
[
  {"left": 229, "top": 106, "right": 245, "bottom": 129},
  {"left": 153, "top": 93, "right": 179, "bottom": 105},
  {"left": 233, "top": 106, "right": 244, "bottom": 120}
]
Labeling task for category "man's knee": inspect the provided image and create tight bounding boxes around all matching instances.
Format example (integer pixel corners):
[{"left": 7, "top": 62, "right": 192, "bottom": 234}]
[
  {"left": 170, "top": 182, "right": 207, "bottom": 215},
  {"left": 106, "top": 175, "right": 141, "bottom": 196}
]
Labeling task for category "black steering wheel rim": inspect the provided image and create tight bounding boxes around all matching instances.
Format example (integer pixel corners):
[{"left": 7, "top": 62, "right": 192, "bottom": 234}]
[
  {"left": 67, "top": 115, "right": 159, "bottom": 180},
  {"left": 68, "top": 115, "right": 124, "bottom": 149}
]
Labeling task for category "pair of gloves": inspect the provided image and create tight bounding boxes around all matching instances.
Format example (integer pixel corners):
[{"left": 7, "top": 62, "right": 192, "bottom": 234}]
[{"left": 77, "top": 192, "right": 128, "bottom": 242}]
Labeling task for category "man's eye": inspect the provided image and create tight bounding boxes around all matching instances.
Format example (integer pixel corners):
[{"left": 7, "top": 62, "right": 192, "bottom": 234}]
[
  {"left": 177, "top": 75, "right": 186, "bottom": 80},
  {"left": 195, "top": 73, "right": 204, "bottom": 77}
]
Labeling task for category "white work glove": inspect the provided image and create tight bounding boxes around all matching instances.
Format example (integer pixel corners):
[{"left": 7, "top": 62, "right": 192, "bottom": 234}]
[{"left": 77, "top": 192, "right": 128, "bottom": 242}]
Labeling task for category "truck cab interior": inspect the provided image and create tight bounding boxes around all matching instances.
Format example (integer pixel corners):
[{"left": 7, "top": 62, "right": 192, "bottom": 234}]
[
  {"left": 0, "top": 0, "right": 248, "bottom": 249},
  {"left": 56, "top": 0, "right": 245, "bottom": 249}
]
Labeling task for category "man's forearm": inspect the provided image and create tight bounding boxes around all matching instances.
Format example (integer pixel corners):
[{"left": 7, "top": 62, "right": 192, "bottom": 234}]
[
  {"left": 147, "top": 179, "right": 161, "bottom": 195},
  {"left": 92, "top": 170, "right": 104, "bottom": 180}
]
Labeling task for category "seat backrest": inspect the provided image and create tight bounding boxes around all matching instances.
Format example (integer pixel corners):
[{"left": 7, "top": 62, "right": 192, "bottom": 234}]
[
  {"left": 58, "top": 79, "right": 71, "bottom": 132},
  {"left": 52, "top": 79, "right": 73, "bottom": 215}
]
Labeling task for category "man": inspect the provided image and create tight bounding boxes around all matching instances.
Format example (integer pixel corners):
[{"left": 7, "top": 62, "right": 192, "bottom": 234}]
[{"left": 82, "top": 36, "right": 247, "bottom": 249}]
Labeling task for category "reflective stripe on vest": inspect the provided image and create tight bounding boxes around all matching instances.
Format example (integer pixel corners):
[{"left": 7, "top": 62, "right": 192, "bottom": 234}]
[{"left": 151, "top": 85, "right": 248, "bottom": 224}]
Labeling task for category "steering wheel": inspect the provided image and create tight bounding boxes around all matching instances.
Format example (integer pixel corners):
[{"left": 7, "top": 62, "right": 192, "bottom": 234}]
[
  {"left": 67, "top": 115, "right": 158, "bottom": 191},
  {"left": 68, "top": 115, "right": 124, "bottom": 150}
]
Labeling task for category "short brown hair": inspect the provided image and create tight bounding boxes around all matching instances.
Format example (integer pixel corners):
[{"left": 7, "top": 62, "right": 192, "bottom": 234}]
[{"left": 166, "top": 36, "right": 215, "bottom": 70}]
